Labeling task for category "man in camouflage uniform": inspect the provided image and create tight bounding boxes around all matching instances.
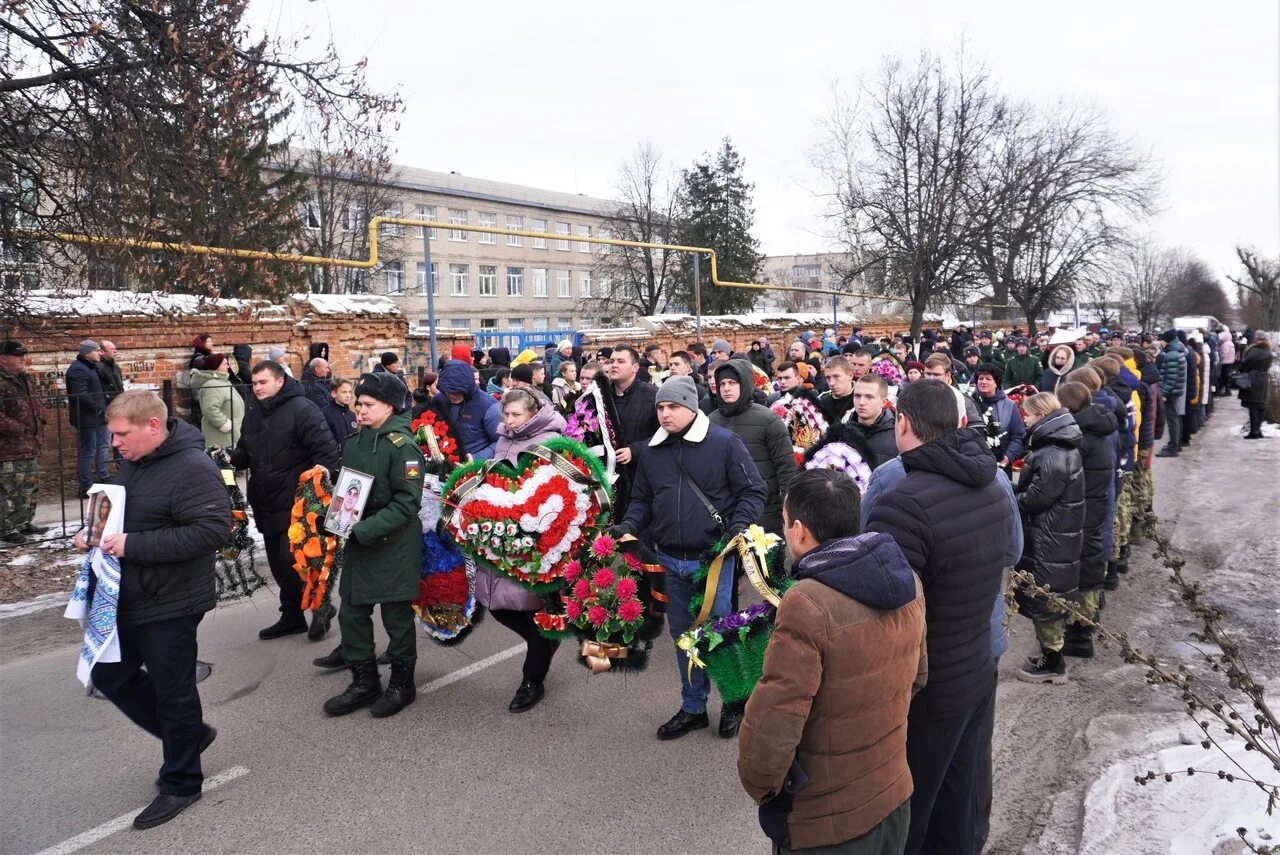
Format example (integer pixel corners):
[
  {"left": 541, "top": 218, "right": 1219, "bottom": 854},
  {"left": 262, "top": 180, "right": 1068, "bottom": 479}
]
[{"left": 0, "top": 340, "right": 48, "bottom": 543}]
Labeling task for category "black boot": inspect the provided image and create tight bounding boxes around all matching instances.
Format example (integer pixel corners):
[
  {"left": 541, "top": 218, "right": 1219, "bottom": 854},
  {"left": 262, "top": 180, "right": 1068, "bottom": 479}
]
[
  {"left": 323, "top": 661, "right": 381, "bottom": 716},
  {"left": 508, "top": 679, "right": 545, "bottom": 714},
  {"left": 1103, "top": 562, "right": 1120, "bottom": 591},
  {"left": 1062, "top": 625, "right": 1095, "bottom": 658},
  {"left": 313, "top": 645, "right": 345, "bottom": 670},
  {"left": 307, "top": 604, "right": 335, "bottom": 641},
  {"left": 370, "top": 660, "right": 416, "bottom": 718},
  {"left": 718, "top": 701, "right": 745, "bottom": 739},
  {"left": 1114, "top": 545, "right": 1130, "bottom": 573},
  {"left": 1016, "top": 649, "right": 1068, "bottom": 684},
  {"left": 259, "top": 613, "right": 307, "bottom": 640}
]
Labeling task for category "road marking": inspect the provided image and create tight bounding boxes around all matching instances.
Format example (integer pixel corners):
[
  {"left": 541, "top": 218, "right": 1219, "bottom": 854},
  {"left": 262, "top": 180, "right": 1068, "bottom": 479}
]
[
  {"left": 417, "top": 644, "right": 523, "bottom": 694},
  {"left": 32, "top": 765, "right": 250, "bottom": 855}
]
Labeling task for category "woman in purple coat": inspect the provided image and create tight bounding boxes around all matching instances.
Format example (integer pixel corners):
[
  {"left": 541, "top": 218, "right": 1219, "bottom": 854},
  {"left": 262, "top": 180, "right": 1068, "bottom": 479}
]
[{"left": 480, "top": 388, "right": 567, "bottom": 713}]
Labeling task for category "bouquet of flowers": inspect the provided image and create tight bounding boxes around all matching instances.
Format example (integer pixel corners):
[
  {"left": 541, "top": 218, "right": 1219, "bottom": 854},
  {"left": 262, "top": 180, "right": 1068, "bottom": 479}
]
[
  {"left": 771, "top": 390, "right": 830, "bottom": 467},
  {"left": 410, "top": 407, "right": 466, "bottom": 477},
  {"left": 564, "top": 383, "right": 617, "bottom": 452},
  {"left": 289, "top": 466, "right": 339, "bottom": 613},
  {"left": 871, "top": 354, "right": 904, "bottom": 387},
  {"left": 441, "top": 437, "right": 611, "bottom": 594},
  {"left": 802, "top": 421, "right": 878, "bottom": 492},
  {"left": 534, "top": 533, "right": 667, "bottom": 673},
  {"left": 751, "top": 364, "right": 771, "bottom": 393},
  {"left": 677, "top": 525, "right": 787, "bottom": 704},
  {"left": 1004, "top": 384, "right": 1040, "bottom": 410}
]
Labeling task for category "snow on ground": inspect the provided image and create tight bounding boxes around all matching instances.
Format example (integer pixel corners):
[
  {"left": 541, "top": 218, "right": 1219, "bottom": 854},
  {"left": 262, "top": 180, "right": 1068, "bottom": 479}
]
[
  {"left": 1078, "top": 725, "right": 1279, "bottom": 855},
  {"left": 1238, "top": 422, "right": 1280, "bottom": 438},
  {"left": 7, "top": 554, "right": 34, "bottom": 567}
]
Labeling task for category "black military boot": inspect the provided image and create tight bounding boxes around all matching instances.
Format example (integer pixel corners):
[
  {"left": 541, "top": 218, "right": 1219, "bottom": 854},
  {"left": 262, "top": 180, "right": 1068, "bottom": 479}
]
[
  {"left": 313, "top": 645, "right": 345, "bottom": 670},
  {"left": 1114, "top": 545, "right": 1130, "bottom": 573},
  {"left": 1016, "top": 650, "right": 1068, "bottom": 684},
  {"left": 1061, "top": 624, "right": 1095, "bottom": 658},
  {"left": 1103, "top": 562, "right": 1120, "bottom": 591},
  {"left": 370, "top": 661, "right": 416, "bottom": 718},
  {"left": 322, "top": 661, "right": 381, "bottom": 716},
  {"left": 718, "top": 701, "right": 745, "bottom": 739}
]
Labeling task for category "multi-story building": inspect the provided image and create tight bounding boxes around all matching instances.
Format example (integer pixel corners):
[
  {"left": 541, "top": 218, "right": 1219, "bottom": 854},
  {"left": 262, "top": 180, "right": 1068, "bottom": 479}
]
[
  {"left": 760, "top": 252, "right": 901, "bottom": 317},
  {"left": 363, "top": 165, "right": 618, "bottom": 336}
]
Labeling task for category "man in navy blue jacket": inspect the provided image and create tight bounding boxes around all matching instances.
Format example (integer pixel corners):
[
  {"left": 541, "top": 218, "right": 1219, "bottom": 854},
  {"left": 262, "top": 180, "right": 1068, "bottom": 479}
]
[{"left": 612, "top": 375, "right": 766, "bottom": 741}]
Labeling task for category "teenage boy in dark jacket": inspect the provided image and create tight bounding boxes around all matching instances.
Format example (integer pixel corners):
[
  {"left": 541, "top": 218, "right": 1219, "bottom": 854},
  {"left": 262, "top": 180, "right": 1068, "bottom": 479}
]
[
  {"left": 865, "top": 380, "right": 1017, "bottom": 855},
  {"left": 79, "top": 390, "right": 231, "bottom": 831},
  {"left": 612, "top": 376, "right": 766, "bottom": 741},
  {"left": 230, "top": 361, "right": 339, "bottom": 640}
]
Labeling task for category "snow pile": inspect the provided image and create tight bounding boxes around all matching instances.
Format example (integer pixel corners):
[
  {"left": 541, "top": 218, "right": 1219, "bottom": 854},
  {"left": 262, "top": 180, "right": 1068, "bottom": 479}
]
[
  {"left": 1238, "top": 423, "right": 1280, "bottom": 438},
  {"left": 23, "top": 289, "right": 261, "bottom": 318},
  {"left": 5, "top": 555, "right": 35, "bottom": 567},
  {"left": 294, "top": 293, "right": 402, "bottom": 316},
  {"left": 1078, "top": 726, "right": 1279, "bottom": 854},
  {"left": 636, "top": 311, "right": 940, "bottom": 333}
]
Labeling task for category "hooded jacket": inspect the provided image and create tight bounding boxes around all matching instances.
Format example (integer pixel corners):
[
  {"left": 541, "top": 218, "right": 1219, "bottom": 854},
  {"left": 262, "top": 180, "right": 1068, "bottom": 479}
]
[
  {"left": 1238, "top": 342, "right": 1273, "bottom": 406},
  {"left": 1016, "top": 409, "right": 1085, "bottom": 595},
  {"left": 190, "top": 368, "right": 245, "bottom": 448},
  {"left": 434, "top": 360, "right": 500, "bottom": 460},
  {"left": 1219, "top": 330, "right": 1236, "bottom": 365},
  {"left": 1070, "top": 403, "right": 1117, "bottom": 591},
  {"left": 739, "top": 532, "right": 927, "bottom": 850},
  {"left": 865, "top": 430, "right": 1015, "bottom": 720},
  {"left": 614, "top": 411, "right": 766, "bottom": 558},
  {"left": 229, "top": 376, "right": 339, "bottom": 533},
  {"left": 113, "top": 420, "right": 231, "bottom": 629},
  {"left": 0, "top": 361, "right": 46, "bottom": 461},
  {"left": 1157, "top": 338, "right": 1187, "bottom": 398},
  {"left": 1037, "top": 345, "right": 1076, "bottom": 392},
  {"left": 336, "top": 411, "right": 425, "bottom": 606},
  {"left": 708, "top": 360, "right": 798, "bottom": 532}
]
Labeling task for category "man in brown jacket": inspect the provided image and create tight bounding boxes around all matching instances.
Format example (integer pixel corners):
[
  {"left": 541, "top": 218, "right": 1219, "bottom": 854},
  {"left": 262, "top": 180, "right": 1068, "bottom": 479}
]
[{"left": 739, "top": 468, "right": 927, "bottom": 854}]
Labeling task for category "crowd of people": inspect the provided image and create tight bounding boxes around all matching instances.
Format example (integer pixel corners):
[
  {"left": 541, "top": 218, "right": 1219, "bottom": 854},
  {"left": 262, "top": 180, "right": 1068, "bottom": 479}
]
[{"left": 3, "top": 318, "right": 1272, "bottom": 845}]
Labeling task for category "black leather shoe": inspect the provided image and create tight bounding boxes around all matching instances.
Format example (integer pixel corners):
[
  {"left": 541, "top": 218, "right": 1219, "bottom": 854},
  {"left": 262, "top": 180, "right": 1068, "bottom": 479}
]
[
  {"left": 313, "top": 645, "right": 345, "bottom": 670},
  {"left": 508, "top": 680, "right": 545, "bottom": 714},
  {"left": 719, "top": 702, "right": 744, "bottom": 739},
  {"left": 134, "top": 792, "right": 201, "bottom": 830},
  {"left": 259, "top": 615, "right": 307, "bottom": 640},
  {"left": 656, "top": 709, "right": 709, "bottom": 741},
  {"left": 307, "top": 604, "right": 334, "bottom": 641}
]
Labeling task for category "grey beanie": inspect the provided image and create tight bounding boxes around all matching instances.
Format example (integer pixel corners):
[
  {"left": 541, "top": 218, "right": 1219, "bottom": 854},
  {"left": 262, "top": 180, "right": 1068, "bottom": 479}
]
[
  {"left": 710, "top": 338, "right": 732, "bottom": 355},
  {"left": 656, "top": 375, "right": 699, "bottom": 413},
  {"left": 268, "top": 345, "right": 286, "bottom": 361},
  {"left": 78, "top": 339, "right": 101, "bottom": 356}
]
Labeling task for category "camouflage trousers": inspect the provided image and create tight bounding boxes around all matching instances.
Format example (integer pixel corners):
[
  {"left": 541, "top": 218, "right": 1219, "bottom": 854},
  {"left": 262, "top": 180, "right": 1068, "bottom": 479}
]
[
  {"left": 1034, "top": 617, "right": 1065, "bottom": 653},
  {"left": 1071, "top": 589, "right": 1101, "bottom": 625},
  {"left": 1130, "top": 458, "right": 1153, "bottom": 540},
  {"left": 1112, "top": 471, "right": 1134, "bottom": 556},
  {"left": 0, "top": 458, "right": 40, "bottom": 536}
]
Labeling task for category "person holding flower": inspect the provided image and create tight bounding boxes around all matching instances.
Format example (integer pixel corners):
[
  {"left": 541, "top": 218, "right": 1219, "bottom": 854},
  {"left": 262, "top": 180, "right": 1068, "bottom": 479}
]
[
  {"left": 321, "top": 372, "right": 425, "bottom": 719},
  {"left": 481, "top": 387, "right": 568, "bottom": 712}
]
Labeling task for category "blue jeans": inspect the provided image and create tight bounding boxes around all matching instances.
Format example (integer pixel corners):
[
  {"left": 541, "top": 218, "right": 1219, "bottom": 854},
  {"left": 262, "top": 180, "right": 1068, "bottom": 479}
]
[
  {"left": 659, "top": 549, "right": 735, "bottom": 714},
  {"left": 77, "top": 425, "right": 110, "bottom": 491}
]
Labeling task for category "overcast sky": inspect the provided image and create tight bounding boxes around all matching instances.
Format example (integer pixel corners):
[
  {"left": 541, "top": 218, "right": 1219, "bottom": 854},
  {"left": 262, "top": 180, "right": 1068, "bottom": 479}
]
[{"left": 250, "top": 0, "right": 1278, "bottom": 284}]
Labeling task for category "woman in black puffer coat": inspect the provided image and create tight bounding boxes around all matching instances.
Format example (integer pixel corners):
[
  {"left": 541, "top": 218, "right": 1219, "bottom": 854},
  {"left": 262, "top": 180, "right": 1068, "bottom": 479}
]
[
  {"left": 1057, "top": 382, "right": 1117, "bottom": 658},
  {"left": 1013, "top": 392, "right": 1085, "bottom": 684},
  {"left": 1238, "top": 336, "right": 1273, "bottom": 439}
]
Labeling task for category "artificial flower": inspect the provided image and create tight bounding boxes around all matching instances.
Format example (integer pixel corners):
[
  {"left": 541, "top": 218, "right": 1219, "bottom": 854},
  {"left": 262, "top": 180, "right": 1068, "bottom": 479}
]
[
  {"left": 617, "top": 598, "right": 643, "bottom": 622},
  {"left": 573, "top": 579, "right": 591, "bottom": 600},
  {"left": 587, "top": 604, "right": 608, "bottom": 627},
  {"left": 614, "top": 577, "right": 638, "bottom": 600},
  {"left": 591, "top": 568, "right": 616, "bottom": 589},
  {"left": 590, "top": 533, "right": 616, "bottom": 558}
]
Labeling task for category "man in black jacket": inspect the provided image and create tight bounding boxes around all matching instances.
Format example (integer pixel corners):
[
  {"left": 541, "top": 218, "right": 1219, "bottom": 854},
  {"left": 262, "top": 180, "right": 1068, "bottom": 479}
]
[
  {"left": 600, "top": 346, "right": 658, "bottom": 519},
  {"left": 66, "top": 339, "right": 109, "bottom": 495},
  {"left": 850, "top": 373, "right": 898, "bottom": 465},
  {"left": 612, "top": 376, "right": 766, "bottom": 740},
  {"left": 865, "top": 380, "right": 1017, "bottom": 855},
  {"left": 78, "top": 390, "right": 231, "bottom": 830},
  {"left": 230, "top": 361, "right": 339, "bottom": 640},
  {"left": 97, "top": 340, "right": 125, "bottom": 402}
]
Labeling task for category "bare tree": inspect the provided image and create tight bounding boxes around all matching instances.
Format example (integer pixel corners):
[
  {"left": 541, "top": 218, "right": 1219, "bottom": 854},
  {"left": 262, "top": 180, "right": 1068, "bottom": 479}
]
[
  {"left": 970, "top": 103, "right": 1157, "bottom": 334},
  {"left": 813, "top": 53, "right": 1000, "bottom": 338},
  {"left": 1227, "top": 246, "right": 1280, "bottom": 330},
  {"left": 1122, "top": 239, "right": 1177, "bottom": 332},
  {"left": 1166, "top": 253, "right": 1230, "bottom": 321},
  {"left": 584, "top": 143, "right": 681, "bottom": 322}
]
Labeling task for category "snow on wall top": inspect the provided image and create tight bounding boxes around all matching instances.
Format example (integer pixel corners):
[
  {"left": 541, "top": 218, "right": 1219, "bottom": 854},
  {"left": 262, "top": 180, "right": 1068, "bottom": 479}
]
[
  {"left": 18, "top": 289, "right": 401, "bottom": 319},
  {"left": 637, "top": 312, "right": 941, "bottom": 332},
  {"left": 292, "top": 293, "right": 402, "bottom": 316}
]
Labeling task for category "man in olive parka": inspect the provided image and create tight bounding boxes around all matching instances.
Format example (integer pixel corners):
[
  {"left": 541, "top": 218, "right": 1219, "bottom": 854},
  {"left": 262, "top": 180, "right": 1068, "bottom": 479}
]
[{"left": 323, "top": 372, "right": 425, "bottom": 719}]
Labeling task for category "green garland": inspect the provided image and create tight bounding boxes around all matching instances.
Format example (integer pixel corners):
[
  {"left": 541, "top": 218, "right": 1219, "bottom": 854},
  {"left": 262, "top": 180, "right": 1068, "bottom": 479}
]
[{"left": 703, "top": 623, "right": 777, "bottom": 704}]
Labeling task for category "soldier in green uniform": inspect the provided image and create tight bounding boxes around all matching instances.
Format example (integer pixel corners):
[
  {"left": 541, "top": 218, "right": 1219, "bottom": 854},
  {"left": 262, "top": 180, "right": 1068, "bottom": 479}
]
[
  {"left": 0, "top": 341, "right": 48, "bottom": 543},
  {"left": 323, "top": 372, "right": 425, "bottom": 719},
  {"left": 1002, "top": 339, "right": 1043, "bottom": 389}
]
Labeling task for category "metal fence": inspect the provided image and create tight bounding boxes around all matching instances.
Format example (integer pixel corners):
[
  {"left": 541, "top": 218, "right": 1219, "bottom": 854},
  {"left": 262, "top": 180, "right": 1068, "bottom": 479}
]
[{"left": 471, "top": 330, "right": 580, "bottom": 355}]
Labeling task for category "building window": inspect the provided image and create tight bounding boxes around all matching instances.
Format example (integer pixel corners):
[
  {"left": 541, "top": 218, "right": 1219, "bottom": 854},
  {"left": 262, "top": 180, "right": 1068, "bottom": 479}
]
[
  {"left": 417, "top": 261, "right": 439, "bottom": 296},
  {"left": 448, "top": 208, "right": 468, "bottom": 241},
  {"left": 478, "top": 265, "right": 497, "bottom": 296},
  {"left": 579, "top": 271, "right": 592, "bottom": 298},
  {"left": 478, "top": 212, "right": 497, "bottom": 244},
  {"left": 557, "top": 317, "right": 574, "bottom": 328},
  {"left": 556, "top": 270, "right": 571, "bottom": 298},
  {"left": 506, "top": 215, "right": 523, "bottom": 246},
  {"left": 342, "top": 201, "right": 361, "bottom": 231},
  {"left": 382, "top": 261, "right": 404, "bottom": 294},
  {"left": 531, "top": 218, "right": 548, "bottom": 249},
  {"left": 555, "top": 221, "right": 570, "bottom": 251},
  {"left": 383, "top": 202, "right": 403, "bottom": 236},
  {"left": 303, "top": 198, "right": 320, "bottom": 229},
  {"left": 532, "top": 268, "right": 548, "bottom": 298},
  {"left": 532, "top": 317, "right": 549, "bottom": 330},
  {"left": 576, "top": 224, "right": 592, "bottom": 252},
  {"left": 507, "top": 318, "right": 524, "bottom": 331},
  {"left": 449, "top": 263, "right": 469, "bottom": 295},
  {"left": 506, "top": 266, "right": 523, "bottom": 297},
  {"left": 479, "top": 318, "right": 498, "bottom": 331},
  {"left": 449, "top": 318, "right": 470, "bottom": 330},
  {"left": 416, "top": 204, "right": 437, "bottom": 238},
  {"left": 596, "top": 227, "right": 611, "bottom": 254}
]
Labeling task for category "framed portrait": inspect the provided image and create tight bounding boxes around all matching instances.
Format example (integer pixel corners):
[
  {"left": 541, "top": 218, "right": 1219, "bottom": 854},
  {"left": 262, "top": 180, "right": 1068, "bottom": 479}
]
[
  {"left": 324, "top": 467, "right": 375, "bottom": 538},
  {"left": 85, "top": 491, "right": 114, "bottom": 547}
]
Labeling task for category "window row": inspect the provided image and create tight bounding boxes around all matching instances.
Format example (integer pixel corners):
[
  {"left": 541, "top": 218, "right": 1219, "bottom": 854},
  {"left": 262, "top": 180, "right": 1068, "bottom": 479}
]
[
  {"left": 379, "top": 262, "right": 594, "bottom": 298},
  {"left": 431, "top": 317, "right": 577, "bottom": 332}
]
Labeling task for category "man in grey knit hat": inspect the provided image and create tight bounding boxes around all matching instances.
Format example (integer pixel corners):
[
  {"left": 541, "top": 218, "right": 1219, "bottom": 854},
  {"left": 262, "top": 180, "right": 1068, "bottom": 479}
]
[
  {"left": 611, "top": 374, "right": 766, "bottom": 741},
  {"left": 66, "top": 339, "right": 109, "bottom": 494}
]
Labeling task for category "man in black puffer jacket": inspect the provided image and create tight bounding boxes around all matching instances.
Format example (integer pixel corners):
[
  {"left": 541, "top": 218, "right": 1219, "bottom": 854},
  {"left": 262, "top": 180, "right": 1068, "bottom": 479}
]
[
  {"left": 80, "top": 390, "right": 231, "bottom": 830},
  {"left": 865, "top": 380, "right": 1016, "bottom": 855},
  {"left": 709, "top": 359, "right": 797, "bottom": 533},
  {"left": 230, "top": 361, "right": 339, "bottom": 640}
]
